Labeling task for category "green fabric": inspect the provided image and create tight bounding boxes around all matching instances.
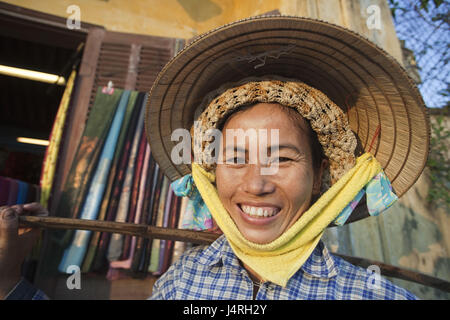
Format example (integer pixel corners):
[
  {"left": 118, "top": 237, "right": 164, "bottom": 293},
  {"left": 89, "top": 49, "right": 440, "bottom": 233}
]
[
  {"left": 148, "top": 177, "right": 170, "bottom": 273},
  {"left": 53, "top": 87, "right": 123, "bottom": 247},
  {"left": 81, "top": 91, "right": 138, "bottom": 272}
]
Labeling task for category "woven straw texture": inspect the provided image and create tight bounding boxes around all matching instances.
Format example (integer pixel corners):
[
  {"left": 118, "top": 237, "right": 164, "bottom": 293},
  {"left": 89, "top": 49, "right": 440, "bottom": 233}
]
[{"left": 145, "top": 15, "right": 430, "bottom": 199}]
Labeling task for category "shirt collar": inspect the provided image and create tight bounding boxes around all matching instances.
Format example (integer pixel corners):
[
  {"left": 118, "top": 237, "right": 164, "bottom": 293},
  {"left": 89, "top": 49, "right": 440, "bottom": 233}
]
[
  {"left": 300, "top": 240, "right": 339, "bottom": 279},
  {"left": 196, "top": 234, "right": 244, "bottom": 271},
  {"left": 196, "top": 235, "right": 339, "bottom": 279}
]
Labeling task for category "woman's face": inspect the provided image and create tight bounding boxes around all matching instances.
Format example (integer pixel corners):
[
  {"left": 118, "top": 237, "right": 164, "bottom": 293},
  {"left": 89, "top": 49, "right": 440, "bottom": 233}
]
[{"left": 215, "top": 103, "right": 325, "bottom": 244}]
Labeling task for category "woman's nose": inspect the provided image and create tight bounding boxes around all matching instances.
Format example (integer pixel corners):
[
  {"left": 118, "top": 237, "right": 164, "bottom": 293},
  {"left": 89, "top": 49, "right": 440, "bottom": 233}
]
[{"left": 241, "top": 164, "right": 276, "bottom": 195}]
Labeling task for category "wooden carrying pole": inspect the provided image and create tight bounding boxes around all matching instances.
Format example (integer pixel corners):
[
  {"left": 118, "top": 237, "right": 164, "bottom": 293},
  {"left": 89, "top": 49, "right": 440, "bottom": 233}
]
[
  {"left": 19, "top": 215, "right": 218, "bottom": 245},
  {"left": 19, "top": 215, "right": 450, "bottom": 293}
]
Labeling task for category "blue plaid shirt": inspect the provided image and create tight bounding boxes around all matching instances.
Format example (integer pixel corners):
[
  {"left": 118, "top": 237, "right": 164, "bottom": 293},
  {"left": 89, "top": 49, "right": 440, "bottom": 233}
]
[
  {"left": 150, "top": 235, "right": 417, "bottom": 300},
  {"left": 4, "top": 278, "right": 49, "bottom": 300}
]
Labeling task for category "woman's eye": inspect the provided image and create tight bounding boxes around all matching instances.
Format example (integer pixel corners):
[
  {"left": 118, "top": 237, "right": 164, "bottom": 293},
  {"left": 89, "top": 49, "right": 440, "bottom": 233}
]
[
  {"left": 227, "top": 157, "right": 245, "bottom": 164},
  {"left": 224, "top": 156, "right": 291, "bottom": 165},
  {"left": 272, "top": 157, "right": 291, "bottom": 163}
]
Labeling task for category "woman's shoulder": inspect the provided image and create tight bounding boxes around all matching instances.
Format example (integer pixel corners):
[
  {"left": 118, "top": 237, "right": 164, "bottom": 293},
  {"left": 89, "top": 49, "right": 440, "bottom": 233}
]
[
  {"left": 330, "top": 254, "right": 418, "bottom": 300},
  {"left": 149, "top": 236, "right": 227, "bottom": 300},
  {"left": 174, "top": 234, "right": 228, "bottom": 268},
  {"left": 177, "top": 243, "right": 210, "bottom": 264}
]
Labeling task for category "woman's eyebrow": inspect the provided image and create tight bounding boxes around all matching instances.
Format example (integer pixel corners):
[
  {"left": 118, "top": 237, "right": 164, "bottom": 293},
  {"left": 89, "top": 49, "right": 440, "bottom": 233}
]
[
  {"left": 223, "top": 144, "right": 304, "bottom": 154},
  {"left": 269, "top": 143, "right": 303, "bottom": 154},
  {"left": 223, "top": 145, "right": 246, "bottom": 153}
]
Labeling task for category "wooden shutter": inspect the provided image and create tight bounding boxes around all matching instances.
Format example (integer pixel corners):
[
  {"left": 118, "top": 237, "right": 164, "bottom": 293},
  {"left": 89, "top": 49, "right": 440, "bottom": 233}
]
[{"left": 50, "top": 28, "right": 184, "bottom": 214}]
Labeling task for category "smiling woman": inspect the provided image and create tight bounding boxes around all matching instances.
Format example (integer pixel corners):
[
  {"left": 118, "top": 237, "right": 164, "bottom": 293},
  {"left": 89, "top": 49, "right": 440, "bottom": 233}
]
[
  {"left": 144, "top": 15, "right": 430, "bottom": 300},
  {"left": 177, "top": 78, "right": 389, "bottom": 293},
  {"left": 1, "top": 14, "right": 430, "bottom": 301}
]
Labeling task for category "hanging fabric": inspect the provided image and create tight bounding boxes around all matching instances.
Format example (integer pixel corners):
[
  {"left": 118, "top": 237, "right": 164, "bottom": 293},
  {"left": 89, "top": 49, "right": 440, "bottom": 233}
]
[
  {"left": 54, "top": 88, "right": 124, "bottom": 257},
  {"left": 106, "top": 94, "right": 146, "bottom": 263},
  {"left": 52, "top": 86, "right": 194, "bottom": 279},
  {"left": 0, "top": 176, "right": 39, "bottom": 206},
  {"left": 40, "top": 70, "right": 77, "bottom": 208},
  {"left": 91, "top": 92, "right": 144, "bottom": 272},
  {"left": 81, "top": 91, "right": 139, "bottom": 273},
  {"left": 59, "top": 90, "right": 131, "bottom": 272}
]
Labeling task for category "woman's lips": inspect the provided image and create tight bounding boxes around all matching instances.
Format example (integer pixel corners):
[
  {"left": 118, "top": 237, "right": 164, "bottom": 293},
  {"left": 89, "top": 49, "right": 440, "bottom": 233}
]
[{"left": 236, "top": 203, "right": 281, "bottom": 225}]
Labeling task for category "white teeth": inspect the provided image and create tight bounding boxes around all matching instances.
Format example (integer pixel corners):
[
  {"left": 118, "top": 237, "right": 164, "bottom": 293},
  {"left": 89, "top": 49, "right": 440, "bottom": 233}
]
[{"left": 241, "top": 205, "right": 278, "bottom": 218}]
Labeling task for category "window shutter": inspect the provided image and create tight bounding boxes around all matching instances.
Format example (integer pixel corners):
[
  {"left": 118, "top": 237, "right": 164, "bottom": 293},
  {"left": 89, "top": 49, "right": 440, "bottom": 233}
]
[{"left": 51, "top": 28, "right": 184, "bottom": 213}]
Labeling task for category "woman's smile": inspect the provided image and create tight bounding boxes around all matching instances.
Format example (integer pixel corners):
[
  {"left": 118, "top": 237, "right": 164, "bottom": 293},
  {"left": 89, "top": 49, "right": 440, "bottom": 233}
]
[
  {"left": 239, "top": 203, "right": 280, "bottom": 218},
  {"left": 235, "top": 202, "right": 282, "bottom": 227}
]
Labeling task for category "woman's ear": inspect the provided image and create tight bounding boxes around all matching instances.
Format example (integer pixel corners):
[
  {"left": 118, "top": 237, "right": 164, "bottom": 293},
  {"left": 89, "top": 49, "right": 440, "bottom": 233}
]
[{"left": 313, "top": 158, "right": 328, "bottom": 195}]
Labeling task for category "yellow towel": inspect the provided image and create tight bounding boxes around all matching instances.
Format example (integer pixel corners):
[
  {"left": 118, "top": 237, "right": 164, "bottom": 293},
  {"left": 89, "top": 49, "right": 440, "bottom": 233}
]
[{"left": 192, "top": 152, "right": 382, "bottom": 287}]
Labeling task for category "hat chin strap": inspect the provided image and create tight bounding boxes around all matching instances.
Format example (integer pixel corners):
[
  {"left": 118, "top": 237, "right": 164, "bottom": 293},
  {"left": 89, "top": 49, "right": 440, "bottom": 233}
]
[{"left": 191, "top": 152, "right": 382, "bottom": 287}]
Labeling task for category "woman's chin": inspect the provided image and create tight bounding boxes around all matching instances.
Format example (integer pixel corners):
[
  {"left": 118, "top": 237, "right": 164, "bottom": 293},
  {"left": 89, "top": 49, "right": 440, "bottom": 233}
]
[{"left": 240, "top": 230, "right": 280, "bottom": 244}]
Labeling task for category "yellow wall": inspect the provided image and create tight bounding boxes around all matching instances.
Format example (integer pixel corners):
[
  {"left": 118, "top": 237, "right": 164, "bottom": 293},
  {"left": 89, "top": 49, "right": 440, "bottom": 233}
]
[
  {"left": 5, "top": 0, "right": 280, "bottom": 39},
  {"left": 5, "top": 0, "right": 404, "bottom": 63}
]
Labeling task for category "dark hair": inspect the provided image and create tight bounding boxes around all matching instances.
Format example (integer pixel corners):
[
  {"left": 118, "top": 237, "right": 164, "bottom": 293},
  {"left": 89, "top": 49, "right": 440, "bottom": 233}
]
[{"left": 217, "top": 103, "right": 325, "bottom": 176}]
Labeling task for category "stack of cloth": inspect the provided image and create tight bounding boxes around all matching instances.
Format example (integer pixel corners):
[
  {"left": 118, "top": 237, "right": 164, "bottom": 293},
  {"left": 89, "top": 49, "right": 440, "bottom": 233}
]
[
  {"left": 0, "top": 176, "right": 40, "bottom": 206},
  {"left": 52, "top": 87, "right": 194, "bottom": 279}
]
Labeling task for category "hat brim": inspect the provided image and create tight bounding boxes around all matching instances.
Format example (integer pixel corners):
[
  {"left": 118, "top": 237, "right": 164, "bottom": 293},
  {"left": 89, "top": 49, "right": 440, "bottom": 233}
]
[{"left": 145, "top": 15, "right": 430, "bottom": 202}]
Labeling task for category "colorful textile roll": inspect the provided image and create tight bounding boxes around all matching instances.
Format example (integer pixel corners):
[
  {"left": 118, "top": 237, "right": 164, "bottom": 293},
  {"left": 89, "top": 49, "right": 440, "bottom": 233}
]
[
  {"left": 156, "top": 187, "right": 174, "bottom": 274},
  {"left": 91, "top": 92, "right": 144, "bottom": 272},
  {"left": 55, "top": 88, "right": 123, "bottom": 252},
  {"left": 107, "top": 95, "right": 146, "bottom": 262},
  {"left": 0, "top": 177, "right": 39, "bottom": 206},
  {"left": 0, "top": 177, "right": 10, "bottom": 206},
  {"left": 81, "top": 91, "right": 139, "bottom": 273},
  {"left": 7, "top": 179, "right": 19, "bottom": 205},
  {"left": 40, "top": 70, "right": 77, "bottom": 208},
  {"left": 59, "top": 90, "right": 131, "bottom": 272},
  {"left": 121, "top": 131, "right": 148, "bottom": 260},
  {"left": 109, "top": 142, "right": 150, "bottom": 269},
  {"left": 16, "top": 181, "right": 28, "bottom": 205},
  {"left": 148, "top": 176, "right": 170, "bottom": 273},
  {"left": 53, "top": 88, "right": 193, "bottom": 278}
]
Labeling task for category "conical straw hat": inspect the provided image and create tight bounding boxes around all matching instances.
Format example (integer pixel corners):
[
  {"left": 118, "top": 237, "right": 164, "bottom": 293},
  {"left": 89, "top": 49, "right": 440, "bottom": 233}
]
[{"left": 145, "top": 15, "right": 430, "bottom": 205}]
